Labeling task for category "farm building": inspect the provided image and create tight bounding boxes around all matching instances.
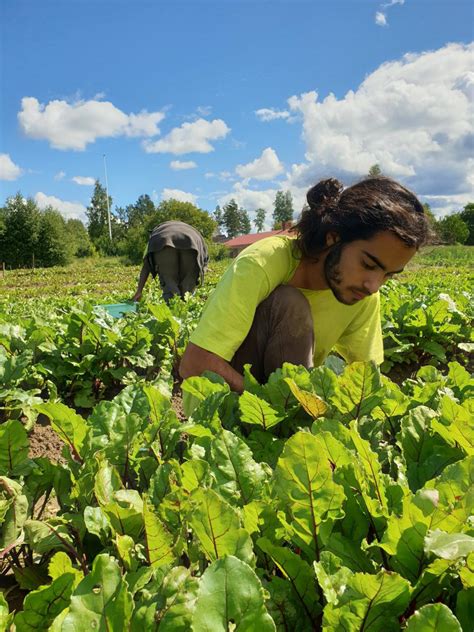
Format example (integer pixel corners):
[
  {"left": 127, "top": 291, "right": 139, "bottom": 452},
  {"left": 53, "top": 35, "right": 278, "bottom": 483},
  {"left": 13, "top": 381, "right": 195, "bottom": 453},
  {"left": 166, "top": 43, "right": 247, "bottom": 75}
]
[{"left": 224, "top": 221, "right": 293, "bottom": 257}]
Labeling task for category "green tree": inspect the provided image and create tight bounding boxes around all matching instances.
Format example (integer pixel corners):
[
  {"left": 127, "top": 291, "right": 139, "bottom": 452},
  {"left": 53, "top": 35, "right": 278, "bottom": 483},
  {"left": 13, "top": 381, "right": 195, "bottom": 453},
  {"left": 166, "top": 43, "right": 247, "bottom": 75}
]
[
  {"left": 459, "top": 202, "right": 474, "bottom": 245},
  {"left": 0, "top": 193, "right": 41, "bottom": 268},
  {"left": 239, "top": 207, "right": 251, "bottom": 234},
  {"left": 368, "top": 164, "right": 382, "bottom": 176},
  {"left": 122, "top": 194, "right": 156, "bottom": 228},
  {"left": 437, "top": 213, "right": 469, "bottom": 244},
  {"left": 66, "top": 218, "right": 93, "bottom": 257},
  {"left": 86, "top": 180, "right": 112, "bottom": 244},
  {"left": 254, "top": 208, "right": 266, "bottom": 232},
  {"left": 36, "top": 208, "right": 75, "bottom": 267},
  {"left": 152, "top": 199, "right": 216, "bottom": 240},
  {"left": 272, "top": 190, "right": 294, "bottom": 229},
  {"left": 222, "top": 199, "right": 242, "bottom": 238},
  {"left": 213, "top": 205, "right": 225, "bottom": 232}
]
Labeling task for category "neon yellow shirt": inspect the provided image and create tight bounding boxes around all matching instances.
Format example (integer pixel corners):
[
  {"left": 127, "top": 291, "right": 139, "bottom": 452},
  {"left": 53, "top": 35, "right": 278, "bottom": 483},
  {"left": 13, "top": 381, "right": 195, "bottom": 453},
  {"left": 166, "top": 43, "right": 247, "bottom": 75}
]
[{"left": 190, "top": 236, "right": 384, "bottom": 366}]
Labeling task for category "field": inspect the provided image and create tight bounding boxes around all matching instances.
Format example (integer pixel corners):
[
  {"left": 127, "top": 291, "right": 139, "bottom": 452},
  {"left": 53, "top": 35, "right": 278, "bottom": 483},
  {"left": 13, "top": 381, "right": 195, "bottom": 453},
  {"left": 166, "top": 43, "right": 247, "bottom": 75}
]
[{"left": 0, "top": 246, "right": 473, "bottom": 631}]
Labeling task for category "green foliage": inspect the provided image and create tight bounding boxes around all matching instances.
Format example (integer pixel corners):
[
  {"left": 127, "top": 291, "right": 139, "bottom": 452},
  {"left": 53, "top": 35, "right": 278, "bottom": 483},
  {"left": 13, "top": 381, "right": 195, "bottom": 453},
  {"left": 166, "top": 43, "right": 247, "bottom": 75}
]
[
  {"left": 437, "top": 213, "right": 469, "bottom": 244},
  {"left": 222, "top": 198, "right": 243, "bottom": 238},
  {"left": 368, "top": 163, "right": 382, "bottom": 176},
  {"left": 254, "top": 207, "right": 266, "bottom": 232},
  {"left": 66, "top": 218, "right": 93, "bottom": 257},
  {"left": 272, "top": 190, "right": 294, "bottom": 228},
  {"left": 0, "top": 192, "right": 41, "bottom": 267},
  {"left": 0, "top": 247, "right": 472, "bottom": 629},
  {"left": 86, "top": 180, "right": 113, "bottom": 246},
  {"left": 459, "top": 202, "right": 474, "bottom": 245},
  {"left": 151, "top": 199, "right": 216, "bottom": 240}
]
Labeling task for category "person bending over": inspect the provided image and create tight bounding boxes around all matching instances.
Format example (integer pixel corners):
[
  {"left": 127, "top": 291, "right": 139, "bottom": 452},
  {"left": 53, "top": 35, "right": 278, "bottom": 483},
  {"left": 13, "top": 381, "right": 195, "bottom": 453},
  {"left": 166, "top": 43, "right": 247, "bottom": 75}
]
[
  {"left": 180, "top": 176, "right": 430, "bottom": 392},
  {"left": 133, "top": 220, "right": 209, "bottom": 303}
]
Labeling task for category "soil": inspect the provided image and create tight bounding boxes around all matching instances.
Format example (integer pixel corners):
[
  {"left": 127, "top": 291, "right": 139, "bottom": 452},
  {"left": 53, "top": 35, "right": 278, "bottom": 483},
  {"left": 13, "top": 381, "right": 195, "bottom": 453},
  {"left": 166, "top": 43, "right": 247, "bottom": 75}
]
[{"left": 28, "top": 415, "right": 66, "bottom": 464}]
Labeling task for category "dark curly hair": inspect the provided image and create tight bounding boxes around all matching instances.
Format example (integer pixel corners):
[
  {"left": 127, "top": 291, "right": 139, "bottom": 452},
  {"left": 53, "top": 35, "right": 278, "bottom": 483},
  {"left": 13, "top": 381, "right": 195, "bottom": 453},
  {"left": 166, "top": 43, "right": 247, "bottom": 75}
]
[{"left": 292, "top": 176, "right": 431, "bottom": 259}]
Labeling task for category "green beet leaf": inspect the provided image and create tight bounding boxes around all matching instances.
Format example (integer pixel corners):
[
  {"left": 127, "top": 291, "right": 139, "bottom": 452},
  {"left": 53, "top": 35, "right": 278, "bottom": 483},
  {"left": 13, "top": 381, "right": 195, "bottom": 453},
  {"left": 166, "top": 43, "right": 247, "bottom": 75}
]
[
  {"left": 258, "top": 537, "right": 321, "bottom": 622},
  {"left": 322, "top": 569, "right": 411, "bottom": 631},
  {"left": 103, "top": 489, "right": 144, "bottom": 539},
  {"left": 456, "top": 588, "right": 474, "bottom": 632},
  {"left": 206, "top": 428, "right": 268, "bottom": 505},
  {"left": 331, "top": 361, "right": 383, "bottom": 421},
  {"left": 0, "top": 476, "right": 28, "bottom": 549},
  {"left": 191, "top": 556, "right": 276, "bottom": 632},
  {"left": 188, "top": 488, "right": 254, "bottom": 565},
  {"left": 398, "top": 406, "right": 463, "bottom": 491},
  {"left": 273, "top": 431, "right": 345, "bottom": 559},
  {"left": 0, "top": 419, "right": 29, "bottom": 475},
  {"left": 404, "top": 603, "right": 462, "bottom": 631},
  {"left": 143, "top": 499, "right": 175, "bottom": 568},
  {"left": 61, "top": 553, "right": 133, "bottom": 632},
  {"left": 424, "top": 530, "right": 474, "bottom": 560},
  {"left": 36, "top": 402, "right": 88, "bottom": 461},
  {"left": 0, "top": 592, "right": 13, "bottom": 632},
  {"left": 239, "top": 390, "right": 284, "bottom": 430},
  {"left": 432, "top": 396, "right": 474, "bottom": 455},
  {"left": 13, "top": 573, "right": 74, "bottom": 631}
]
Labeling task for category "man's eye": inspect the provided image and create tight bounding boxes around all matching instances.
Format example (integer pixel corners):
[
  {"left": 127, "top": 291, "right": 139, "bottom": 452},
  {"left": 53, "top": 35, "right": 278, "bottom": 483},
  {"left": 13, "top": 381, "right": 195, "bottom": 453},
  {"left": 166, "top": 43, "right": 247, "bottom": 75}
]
[{"left": 362, "top": 261, "right": 376, "bottom": 270}]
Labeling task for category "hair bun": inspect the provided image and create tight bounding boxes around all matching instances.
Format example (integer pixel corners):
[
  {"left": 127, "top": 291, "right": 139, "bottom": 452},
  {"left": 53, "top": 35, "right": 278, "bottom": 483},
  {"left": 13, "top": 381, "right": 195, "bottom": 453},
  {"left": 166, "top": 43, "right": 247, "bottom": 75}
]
[{"left": 306, "top": 178, "right": 343, "bottom": 212}]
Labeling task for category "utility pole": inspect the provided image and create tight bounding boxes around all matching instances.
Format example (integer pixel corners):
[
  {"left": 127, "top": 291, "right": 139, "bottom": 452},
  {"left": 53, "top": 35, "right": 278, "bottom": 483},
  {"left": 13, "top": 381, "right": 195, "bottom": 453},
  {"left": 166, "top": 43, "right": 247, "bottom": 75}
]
[{"left": 103, "top": 154, "right": 112, "bottom": 240}]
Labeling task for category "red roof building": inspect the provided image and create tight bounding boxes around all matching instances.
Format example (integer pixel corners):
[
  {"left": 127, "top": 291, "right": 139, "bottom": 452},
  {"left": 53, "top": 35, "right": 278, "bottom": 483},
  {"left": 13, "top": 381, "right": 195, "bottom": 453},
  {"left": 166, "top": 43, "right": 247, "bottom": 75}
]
[{"left": 224, "top": 222, "right": 294, "bottom": 257}]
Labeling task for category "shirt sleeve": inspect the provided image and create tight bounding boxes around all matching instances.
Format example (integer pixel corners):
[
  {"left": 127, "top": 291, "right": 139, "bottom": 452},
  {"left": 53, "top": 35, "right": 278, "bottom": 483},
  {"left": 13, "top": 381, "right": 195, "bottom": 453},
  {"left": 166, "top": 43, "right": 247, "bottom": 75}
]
[
  {"left": 190, "top": 256, "right": 274, "bottom": 361},
  {"left": 334, "top": 292, "right": 384, "bottom": 365}
]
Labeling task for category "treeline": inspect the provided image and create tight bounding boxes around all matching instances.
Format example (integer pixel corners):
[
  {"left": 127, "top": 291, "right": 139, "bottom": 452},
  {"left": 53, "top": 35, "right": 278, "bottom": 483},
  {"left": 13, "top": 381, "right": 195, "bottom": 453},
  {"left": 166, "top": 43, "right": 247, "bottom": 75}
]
[
  {"left": 425, "top": 203, "right": 474, "bottom": 245},
  {"left": 0, "top": 181, "right": 296, "bottom": 268},
  {"left": 1, "top": 180, "right": 471, "bottom": 270},
  {"left": 0, "top": 193, "right": 91, "bottom": 268}
]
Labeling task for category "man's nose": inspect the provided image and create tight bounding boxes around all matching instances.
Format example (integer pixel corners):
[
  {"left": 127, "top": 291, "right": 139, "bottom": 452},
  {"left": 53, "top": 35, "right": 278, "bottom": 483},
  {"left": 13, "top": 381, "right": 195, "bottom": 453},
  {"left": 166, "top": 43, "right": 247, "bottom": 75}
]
[{"left": 362, "top": 275, "right": 384, "bottom": 295}]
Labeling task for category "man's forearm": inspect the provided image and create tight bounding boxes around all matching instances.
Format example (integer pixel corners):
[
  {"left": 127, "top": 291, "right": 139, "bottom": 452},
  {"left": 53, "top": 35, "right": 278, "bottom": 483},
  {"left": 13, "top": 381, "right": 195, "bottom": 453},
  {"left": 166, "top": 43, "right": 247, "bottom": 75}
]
[
  {"left": 136, "top": 261, "right": 150, "bottom": 293},
  {"left": 179, "top": 342, "right": 244, "bottom": 393}
]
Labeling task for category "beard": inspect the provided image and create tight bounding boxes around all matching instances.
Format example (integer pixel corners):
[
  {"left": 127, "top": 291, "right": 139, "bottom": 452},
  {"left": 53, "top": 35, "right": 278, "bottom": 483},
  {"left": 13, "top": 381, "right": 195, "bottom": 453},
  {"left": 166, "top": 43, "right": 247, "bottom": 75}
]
[{"left": 324, "top": 242, "right": 358, "bottom": 305}]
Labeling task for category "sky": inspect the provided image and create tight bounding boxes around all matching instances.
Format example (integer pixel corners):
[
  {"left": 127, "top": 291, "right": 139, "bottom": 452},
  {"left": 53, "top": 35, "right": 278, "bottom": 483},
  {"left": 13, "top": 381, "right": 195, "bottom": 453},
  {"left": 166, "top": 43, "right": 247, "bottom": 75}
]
[{"left": 1, "top": 0, "right": 473, "bottom": 228}]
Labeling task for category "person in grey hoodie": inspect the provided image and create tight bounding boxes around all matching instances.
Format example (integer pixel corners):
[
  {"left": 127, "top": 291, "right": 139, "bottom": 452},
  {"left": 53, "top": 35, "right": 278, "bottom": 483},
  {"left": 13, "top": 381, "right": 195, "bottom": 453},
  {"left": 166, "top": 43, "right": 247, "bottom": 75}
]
[{"left": 132, "top": 220, "right": 209, "bottom": 303}]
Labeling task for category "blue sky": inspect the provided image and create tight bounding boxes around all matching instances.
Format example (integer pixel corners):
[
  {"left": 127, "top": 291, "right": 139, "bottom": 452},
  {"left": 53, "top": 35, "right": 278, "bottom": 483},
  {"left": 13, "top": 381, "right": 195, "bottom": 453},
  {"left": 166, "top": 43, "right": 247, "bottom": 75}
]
[{"left": 1, "top": 0, "right": 473, "bottom": 226}]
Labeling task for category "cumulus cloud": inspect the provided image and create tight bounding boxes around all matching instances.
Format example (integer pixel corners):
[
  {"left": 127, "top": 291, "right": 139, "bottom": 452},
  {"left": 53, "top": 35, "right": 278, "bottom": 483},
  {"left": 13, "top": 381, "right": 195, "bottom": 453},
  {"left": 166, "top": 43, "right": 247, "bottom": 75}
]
[
  {"left": 72, "top": 176, "right": 95, "bottom": 185},
  {"left": 255, "top": 108, "right": 290, "bottom": 122},
  {"left": 0, "top": 153, "right": 22, "bottom": 180},
  {"left": 235, "top": 147, "right": 284, "bottom": 181},
  {"left": 18, "top": 97, "right": 165, "bottom": 150},
  {"left": 144, "top": 118, "right": 230, "bottom": 155},
  {"left": 375, "top": 12, "right": 387, "bottom": 26},
  {"left": 54, "top": 171, "right": 66, "bottom": 181},
  {"left": 161, "top": 188, "right": 197, "bottom": 204},
  {"left": 170, "top": 160, "right": 197, "bottom": 170},
  {"left": 285, "top": 43, "right": 473, "bottom": 214},
  {"left": 34, "top": 192, "right": 87, "bottom": 221}
]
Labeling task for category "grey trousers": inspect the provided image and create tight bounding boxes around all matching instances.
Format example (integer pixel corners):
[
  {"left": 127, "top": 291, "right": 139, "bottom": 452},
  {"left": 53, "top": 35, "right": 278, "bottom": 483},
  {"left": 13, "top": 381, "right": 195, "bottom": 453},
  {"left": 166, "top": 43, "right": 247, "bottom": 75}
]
[
  {"left": 152, "top": 247, "right": 200, "bottom": 302},
  {"left": 230, "top": 285, "right": 314, "bottom": 383}
]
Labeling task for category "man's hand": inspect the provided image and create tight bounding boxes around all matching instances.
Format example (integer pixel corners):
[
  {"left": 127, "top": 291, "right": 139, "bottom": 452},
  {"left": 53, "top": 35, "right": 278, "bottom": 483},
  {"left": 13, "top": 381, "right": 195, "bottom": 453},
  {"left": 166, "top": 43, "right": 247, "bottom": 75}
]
[
  {"left": 180, "top": 342, "right": 244, "bottom": 393},
  {"left": 132, "top": 290, "right": 142, "bottom": 302}
]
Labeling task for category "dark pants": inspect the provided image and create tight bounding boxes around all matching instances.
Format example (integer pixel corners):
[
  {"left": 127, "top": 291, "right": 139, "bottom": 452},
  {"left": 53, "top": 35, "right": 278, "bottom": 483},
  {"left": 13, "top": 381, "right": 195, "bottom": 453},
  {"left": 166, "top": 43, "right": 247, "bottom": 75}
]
[
  {"left": 230, "top": 285, "right": 314, "bottom": 383},
  {"left": 152, "top": 247, "right": 200, "bottom": 302}
]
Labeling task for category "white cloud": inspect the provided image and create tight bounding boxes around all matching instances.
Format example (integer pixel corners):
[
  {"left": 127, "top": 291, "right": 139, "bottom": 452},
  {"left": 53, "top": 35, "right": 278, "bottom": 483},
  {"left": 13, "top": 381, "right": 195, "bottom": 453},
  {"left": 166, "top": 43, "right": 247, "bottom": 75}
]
[
  {"left": 218, "top": 183, "right": 276, "bottom": 214},
  {"left": 235, "top": 147, "right": 284, "bottom": 181},
  {"left": 375, "top": 12, "right": 387, "bottom": 26},
  {"left": 18, "top": 97, "right": 165, "bottom": 150},
  {"left": 0, "top": 154, "right": 22, "bottom": 180},
  {"left": 161, "top": 188, "right": 197, "bottom": 204},
  {"left": 255, "top": 108, "right": 290, "bottom": 122},
  {"left": 285, "top": 43, "right": 474, "bottom": 213},
  {"left": 382, "top": 0, "right": 404, "bottom": 7},
  {"left": 34, "top": 192, "right": 87, "bottom": 221},
  {"left": 197, "top": 105, "right": 212, "bottom": 116},
  {"left": 54, "top": 170, "right": 66, "bottom": 181},
  {"left": 144, "top": 118, "right": 230, "bottom": 155},
  {"left": 170, "top": 160, "right": 197, "bottom": 170},
  {"left": 72, "top": 176, "right": 95, "bottom": 186}
]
